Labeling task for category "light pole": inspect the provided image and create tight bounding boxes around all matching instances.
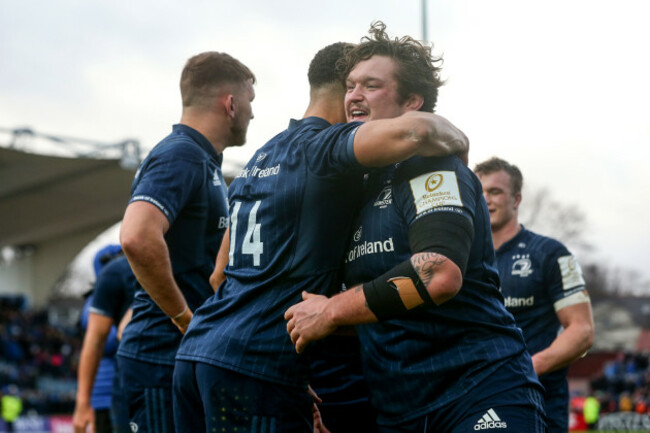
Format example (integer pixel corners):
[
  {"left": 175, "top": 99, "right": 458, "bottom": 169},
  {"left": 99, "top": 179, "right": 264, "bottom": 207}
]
[{"left": 421, "top": 0, "right": 428, "bottom": 41}]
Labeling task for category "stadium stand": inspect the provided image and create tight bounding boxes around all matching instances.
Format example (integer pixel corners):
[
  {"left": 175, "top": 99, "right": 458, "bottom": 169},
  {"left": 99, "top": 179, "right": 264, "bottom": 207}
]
[{"left": 0, "top": 296, "right": 81, "bottom": 416}]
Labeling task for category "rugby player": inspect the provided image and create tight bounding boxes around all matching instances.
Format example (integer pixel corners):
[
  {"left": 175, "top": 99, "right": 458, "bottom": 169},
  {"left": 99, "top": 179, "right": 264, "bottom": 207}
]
[
  {"left": 117, "top": 51, "right": 256, "bottom": 433},
  {"left": 475, "top": 156, "right": 594, "bottom": 433}
]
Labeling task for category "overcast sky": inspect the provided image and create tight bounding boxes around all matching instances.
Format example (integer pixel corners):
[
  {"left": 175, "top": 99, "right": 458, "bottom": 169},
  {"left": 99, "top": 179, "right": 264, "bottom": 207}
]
[{"left": 1, "top": 0, "right": 649, "bottom": 286}]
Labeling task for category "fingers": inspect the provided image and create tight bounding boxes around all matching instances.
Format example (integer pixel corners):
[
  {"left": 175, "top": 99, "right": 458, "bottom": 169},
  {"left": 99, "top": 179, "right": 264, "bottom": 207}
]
[
  {"left": 308, "top": 385, "right": 323, "bottom": 403},
  {"left": 286, "top": 318, "right": 305, "bottom": 353},
  {"left": 286, "top": 319, "right": 296, "bottom": 344},
  {"left": 284, "top": 305, "right": 294, "bottom": 321},
  {"left": 295, "top": 336, "right": 305, "bottom": 354}
]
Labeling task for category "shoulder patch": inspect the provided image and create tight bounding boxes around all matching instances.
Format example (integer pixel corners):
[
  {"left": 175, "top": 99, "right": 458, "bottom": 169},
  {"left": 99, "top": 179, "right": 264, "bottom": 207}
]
[
  {"left": 558, "top": 255, "right": 585, "bottom": 290},
  {"left": 409, "top": 171, "right": 462, "bottom": 215}
]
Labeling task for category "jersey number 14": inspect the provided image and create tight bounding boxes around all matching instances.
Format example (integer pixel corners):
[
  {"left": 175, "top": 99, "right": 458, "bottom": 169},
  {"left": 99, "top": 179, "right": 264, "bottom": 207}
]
[{"left": 229, "top": 200, "right": 264, "bottom": 266}]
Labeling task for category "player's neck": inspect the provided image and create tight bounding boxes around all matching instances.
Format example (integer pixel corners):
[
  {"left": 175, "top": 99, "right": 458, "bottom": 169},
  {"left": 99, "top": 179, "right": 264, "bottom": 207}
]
[
  {"left": 303, "top": 85, "right": 346, "bottom": 124},
  {"left": 180, "top": 112, "right": 229, "bottom": 154},
  {"left": 491, "top": 218, "right": 521, "bottom": 250}
]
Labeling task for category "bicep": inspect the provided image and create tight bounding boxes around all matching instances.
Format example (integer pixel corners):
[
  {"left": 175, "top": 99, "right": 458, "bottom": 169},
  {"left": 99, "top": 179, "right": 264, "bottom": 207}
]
[
  {"left": 408, "top": 211, "right": 474, "bottom": 275},
  {"left": 556, "top": 295, "right": 593, "bottom": 329},
  {"left": 121, "top": 201, "right": 170, "bottom": 241},
  {"left": 86, "top": 313, "right": 114, "bottom": 341}
]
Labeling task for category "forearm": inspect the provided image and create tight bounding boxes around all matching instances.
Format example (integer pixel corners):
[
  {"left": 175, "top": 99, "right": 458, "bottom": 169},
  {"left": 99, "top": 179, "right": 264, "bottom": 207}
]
[
  {"left": 123, "top": 235, "right": 187, "bottom": 318},
  {"left": 210, "top": 227, "right": 230, "bottom": 292},
  {"left": 117, "top": 308, "right": 132, "bottom": 340},
  {"left": 532, "top": 322, "right": 593, "bottom": 376},
  {"left": 326, "top": 285, "right": 378, "bottom": 326},
  {"left": 75, "top": 334, "right": 106, "bottom": 404},
  {"left": 414, "top": 112, "right": 469, "bottom": 159},
  {"left": 354, "top": 112, "right": 468, "bottom": 167},
  {"left": 362, "top": 252, "right": 461, "bottom": 320},
  {"left": 121, "top": 201, "right": 187, "bottom": 320}
]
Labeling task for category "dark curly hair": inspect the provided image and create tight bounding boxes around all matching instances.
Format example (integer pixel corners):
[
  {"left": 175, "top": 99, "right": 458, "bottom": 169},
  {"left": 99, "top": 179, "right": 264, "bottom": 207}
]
[
  {"left": 338, "top": 21, "right": 444, "bottom": 112},
  {"left": 308, "top": 42, "right": 355, "bottom": 87}
]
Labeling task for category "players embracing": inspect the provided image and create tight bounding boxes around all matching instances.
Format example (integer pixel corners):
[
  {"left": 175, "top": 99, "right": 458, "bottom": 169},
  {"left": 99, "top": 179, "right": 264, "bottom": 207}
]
[{"left": 286, "top": 22, "right": 549, "bottom": 433}]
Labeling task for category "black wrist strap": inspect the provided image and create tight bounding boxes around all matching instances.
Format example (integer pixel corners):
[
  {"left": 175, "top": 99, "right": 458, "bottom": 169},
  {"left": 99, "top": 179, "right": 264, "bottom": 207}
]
[{"left": 363, "top": 259, "right": 432, "bottom": 321}]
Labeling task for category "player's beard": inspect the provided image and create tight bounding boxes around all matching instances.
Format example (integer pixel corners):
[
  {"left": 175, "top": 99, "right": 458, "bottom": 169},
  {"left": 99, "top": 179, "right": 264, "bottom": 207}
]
[{"left": 230, "top": 120, "right": 248, "bottom": 147}]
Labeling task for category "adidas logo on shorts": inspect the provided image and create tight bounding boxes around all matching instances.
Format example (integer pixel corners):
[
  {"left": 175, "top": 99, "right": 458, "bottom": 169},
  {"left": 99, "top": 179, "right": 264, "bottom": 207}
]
[{"left": 473, "top": 408, "right": 507, "bottom": 430}]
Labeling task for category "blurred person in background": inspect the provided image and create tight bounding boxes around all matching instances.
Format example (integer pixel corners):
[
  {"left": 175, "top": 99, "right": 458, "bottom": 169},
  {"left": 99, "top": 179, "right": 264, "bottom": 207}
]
[
  {"left": 475, "top": 156, "right": 594, "bottom": 433},
  {"left": 1, "top": 384, "right": 23, "bottom": 433},
  {"left": 73, "top": 245, "right": 136, "bottom": 433}
]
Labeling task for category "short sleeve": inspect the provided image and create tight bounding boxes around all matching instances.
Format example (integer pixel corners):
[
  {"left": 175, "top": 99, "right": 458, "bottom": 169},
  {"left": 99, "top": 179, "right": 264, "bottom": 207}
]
[
  {"left": 545, "top": 245, "right": 586, "bottom": 307},
  {"left": 394, "top": 156, "right": 476, "bottom": 228},
  {"left": 130, "top": 147, "right": 205, "bottom": 223},
  {"left": 303, "top": 122, "right": 363, "bottom": 176},
  {"left": 90, "top": 261, "right": 128, "bottom": 322}
]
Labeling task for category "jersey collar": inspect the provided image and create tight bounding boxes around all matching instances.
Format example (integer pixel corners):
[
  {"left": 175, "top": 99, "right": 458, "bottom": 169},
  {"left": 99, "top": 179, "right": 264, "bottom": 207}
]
[{"left": 172, "top": 124, "right": 222, "bottom": 164}]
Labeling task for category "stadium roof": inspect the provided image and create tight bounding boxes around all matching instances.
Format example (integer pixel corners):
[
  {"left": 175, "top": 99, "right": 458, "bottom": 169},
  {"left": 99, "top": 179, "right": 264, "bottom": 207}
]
[{"left": 0, "top": 145, "right": 136, "bottom": 247}]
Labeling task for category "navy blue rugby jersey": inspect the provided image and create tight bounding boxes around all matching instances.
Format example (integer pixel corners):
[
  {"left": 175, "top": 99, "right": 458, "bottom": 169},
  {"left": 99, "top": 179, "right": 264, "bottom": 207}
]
[
  {"left": 495, "top": 227, "right": 586, "bottom": 412},
  {"left": 118, "top": 124, "right": 229, "bottom": 366},
  {"left": 343, "top": 155, "right": 540, "bottom": 425},
  {"left": 176, "top": 117, "right": 364, "bottom": 387},
  {"left": 90, "top": 256, "right": 137, "bottom": 324}
]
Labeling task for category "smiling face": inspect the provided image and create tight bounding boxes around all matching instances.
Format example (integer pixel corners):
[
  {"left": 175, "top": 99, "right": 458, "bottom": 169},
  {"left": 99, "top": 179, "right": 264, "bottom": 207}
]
[
  {"left": 477, "top": 169, "right": 521, "bottom": 232},
  {"left": 344, "top": 55, "right": 417, "bottom": 122}
]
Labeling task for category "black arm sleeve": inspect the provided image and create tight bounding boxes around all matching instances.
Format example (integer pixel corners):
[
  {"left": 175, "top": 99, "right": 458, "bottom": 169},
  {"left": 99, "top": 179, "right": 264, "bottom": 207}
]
[{"left": 408, "top": 212, "right": 474, "bottom": 275}]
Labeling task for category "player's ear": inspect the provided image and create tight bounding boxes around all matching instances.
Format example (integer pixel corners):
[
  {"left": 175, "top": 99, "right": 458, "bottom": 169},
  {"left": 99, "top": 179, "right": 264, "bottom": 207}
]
[
  {"left": 513, "top": 192, "right": 522, "bottom": 210},
  {"left": 404, "top": 93, "right": 424, "bottom": 111},
  {"left": 223, "top": 94, "right": 236, "bottom": 119}
]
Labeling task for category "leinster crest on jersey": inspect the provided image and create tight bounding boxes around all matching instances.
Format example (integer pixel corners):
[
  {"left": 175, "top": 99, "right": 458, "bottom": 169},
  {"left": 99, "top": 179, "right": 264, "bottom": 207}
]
[
  {"left": 511, "top": 254, "right": 533, "bottom": 277},
  {"left": 373, "top": 186, "right": 392, "bottom": 208}
]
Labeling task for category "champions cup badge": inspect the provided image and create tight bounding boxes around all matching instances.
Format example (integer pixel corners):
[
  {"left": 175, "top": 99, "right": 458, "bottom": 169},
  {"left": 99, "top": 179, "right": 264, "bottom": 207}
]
[
  {"left": 425, "top": 173, "right": 443, "bottom": 192},
  {"left": 409, "top": 171, "right": 462, "bottom": 215}
]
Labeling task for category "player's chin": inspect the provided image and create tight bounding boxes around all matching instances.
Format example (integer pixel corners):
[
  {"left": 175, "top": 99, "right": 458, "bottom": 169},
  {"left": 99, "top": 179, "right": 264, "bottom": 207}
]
[
  {"left": 231, "top": 134, "right": 247, "bottom": 147},
  {"left": 349, "top": 114, "right": 368, "bottom": 122}
]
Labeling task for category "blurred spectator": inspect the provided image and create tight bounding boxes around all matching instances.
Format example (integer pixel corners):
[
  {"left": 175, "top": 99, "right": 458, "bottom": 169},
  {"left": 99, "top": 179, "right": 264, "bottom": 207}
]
[
  {"left": 619, "top": 391, "right": 633, "bottom": 412},
  {"left": 583, "top": 395, "right": 600, "bottom": 430},
  {"left": 598, "top": 391, "right": 618, "bottom": 414},
  {"left": 0, "top": 296, "right": 81, "bottom": 415},
  {"left": 1, "top": 384, "right": 23, "bottom": 432}
]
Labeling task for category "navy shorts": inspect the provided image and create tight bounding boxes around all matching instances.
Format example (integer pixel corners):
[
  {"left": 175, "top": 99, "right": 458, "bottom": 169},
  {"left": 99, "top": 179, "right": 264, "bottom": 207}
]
[
  {"left": 310, "top": 335, "right": 378, "bottom": 433},
  {"left": 111, "top": 364, "right": 131, "bottom": 433},
  {"left": 540, "top": 377, "right": 569, "bottom": 433},
  {"left": 173, "top": 359, "right": 313, "bottom": 433},
  {"left": 116, "top": 356, "right": 174, "bottom": 433},
  {"left": 377, "top": 385, "right": 547, "bottom": 433},
  {"left": 375, "top": 356, "right": 548, "bottom": 433}
]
